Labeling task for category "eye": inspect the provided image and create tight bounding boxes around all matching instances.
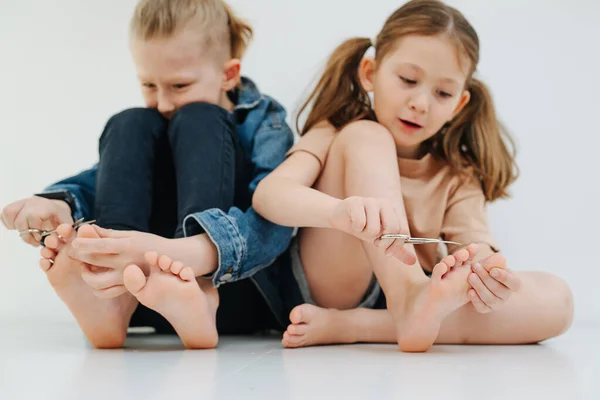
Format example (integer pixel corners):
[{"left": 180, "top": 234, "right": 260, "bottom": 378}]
[
  {"left": 173, "top": 83, "right": 190, "bottom": 89},
  {"left": 400, "top": 76, "right": 417, "bottom": 85},
  {"left": 142, "top": 83, "right": 156, "bottom": 89},
  {"left": 437, "top": 90, "right": 453, "bottom": 98}
]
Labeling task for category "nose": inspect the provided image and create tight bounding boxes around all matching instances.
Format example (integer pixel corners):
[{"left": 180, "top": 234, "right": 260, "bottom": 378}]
[
  {"left": 408, "top": 89, "right": 429, "bottom": 114},
  {"left": 157, "top": 92, "right": 176, "bottom": 118}
]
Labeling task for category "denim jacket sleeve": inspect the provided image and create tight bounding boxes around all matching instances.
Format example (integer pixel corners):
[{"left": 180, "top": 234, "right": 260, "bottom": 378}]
[
  {"left": 43, "top": 164, "right": 98, "bottom": 222},
  {"left": 183, "top": 101, "right": 295, "bottom": 287}
]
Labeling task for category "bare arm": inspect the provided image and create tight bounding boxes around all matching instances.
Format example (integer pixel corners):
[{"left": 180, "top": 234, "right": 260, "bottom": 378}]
[{"left": 253, "top": 149, "right": 339, "bottom": 229}]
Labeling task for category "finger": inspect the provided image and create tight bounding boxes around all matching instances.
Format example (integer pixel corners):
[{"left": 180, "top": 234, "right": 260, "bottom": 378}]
[
  {"left": 386, "top": 244, "right": 417, "bottom": 265},
  {"left": 472, "top": 263, "right": 511, "bottom": 301},
  {"left": 468, "top": 289, "right": 492, "bottom": 314},
  {"left": 490, "top": 268, "right": 521, "bottom": 292},
  {"left": 91, "top": 225, "right": 130, "bottom": 238},
  {"left": 81, "top": 267, "right": 123, "bottom": 290},
  {"left": 1, "top": 202, "right": 24, "bottom": 230},
  {"left": 363, "top": 199, "right": 381, "bottom": 239},
  {"left": 26, "top": 215, "right": 43, "bottom": 243},
  {"left": 71, "top": 238, "right": 124, "bottom": 254},
  {"left": 378, "top": 202, "right": 399, "bottom": 248},
  {"left": 14, "top": 211, "right": 39, "bottom": 246},
  {"left": 93, "top": 285, "right": 128, "bottom": 299},
  {"left": 469, "top": 272, "right": 500, "bottom": 308},
  {"left": 349, "top": 200, "right": 367, "bottom": 232},
  {"left": 69, "top": 249, "right": 121, "bottom": 269}
]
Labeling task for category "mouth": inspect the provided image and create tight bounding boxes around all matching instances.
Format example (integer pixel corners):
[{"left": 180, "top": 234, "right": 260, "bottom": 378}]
[{"left": 398, "top": 118, "right": 423, "bottom": 130}]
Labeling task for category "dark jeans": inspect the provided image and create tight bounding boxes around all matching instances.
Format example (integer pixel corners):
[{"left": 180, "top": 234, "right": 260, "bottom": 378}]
[{"left": 94, "top": 103, "right": 278, "bottom": 334}]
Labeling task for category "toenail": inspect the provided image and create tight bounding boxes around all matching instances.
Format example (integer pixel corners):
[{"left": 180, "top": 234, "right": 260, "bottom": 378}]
[
  {"left": 470, "top": 275, "right": 478, "bottom": 283},
  {"left": 491, "top": 269, "right": 499, "bottom": 277},
  {"left": 474, "top": 263, "right": 482, "bottom": 270}
]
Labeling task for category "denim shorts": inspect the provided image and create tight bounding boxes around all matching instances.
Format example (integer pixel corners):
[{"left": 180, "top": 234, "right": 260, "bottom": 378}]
[{"left": 287, "top": 238, "right": 387, "bottom": 310}]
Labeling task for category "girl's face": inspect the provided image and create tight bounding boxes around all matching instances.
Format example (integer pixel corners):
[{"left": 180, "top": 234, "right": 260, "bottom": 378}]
[
  {"left": 360, "top": 34, "right": 472, "bottom": 158},
  {"left": 130, "top": 27, "right": 240, "bottom": 119}
]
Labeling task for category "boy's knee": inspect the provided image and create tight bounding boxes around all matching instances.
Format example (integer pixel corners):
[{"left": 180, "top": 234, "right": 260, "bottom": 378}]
[
  {"left": 172, "top": 102, "right": 228, "bottom": 123},
  {"left": 108, "top": 107, "right": 164, "bottom": 127}
]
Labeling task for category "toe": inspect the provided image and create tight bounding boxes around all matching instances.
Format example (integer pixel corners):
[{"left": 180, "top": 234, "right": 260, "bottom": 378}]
[
  {"left": 290, "top": 304, "right": 312, "bottom": 324},
  {"left": 432, "top": 261, "right": 449, "bottom": 281},
  {"left": 170, "top": 261, "right": 184, "bottom": 275},
  {"left": 453, "top": 249, "right": 470, "bottom": 264},
  {"left": 282, "top": 332, "right": 304, "bottom": 348},
  {"left": 144, "top": 251, "right": 159, "bottom": 265},
  {"left": 123, "top": 264, "right": 147, "bottom": 295},
  {"left": 44, "top": 235, "right": 60, "bottom": 250},
  {"left": 441, "top": 255, "right": 456, "bottom": 268},
  {"left": 56, "top": 223, "right": 75, "bottom": 240},
  {"left": 40, "top": 247, "right": 56, "bottom": 259},
  {"left": 287, "top": 324, "right": 308, "bottom": 336},
  {"left": 158, "top": 255, "right": 172, "bottom": 271},
  {"left": 179, "top": 267, "right": 195, "bottom": 282},
  {"left": 40, "top": 258, "right": 53, "bottom": 272}
]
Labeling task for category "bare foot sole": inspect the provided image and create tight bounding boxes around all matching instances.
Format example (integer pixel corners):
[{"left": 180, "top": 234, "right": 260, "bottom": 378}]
[
  {"left": 282, "top": 304, "right": 355, "bottom": 348},
  {"left": 394, "top": 255, "right": 473, "bottom": 353},
  {"left": 123, "top": 252, "right": 218, "bottom": 349},
  {"left": 42, "top": 224, "right": 138, "bottom": 349}
]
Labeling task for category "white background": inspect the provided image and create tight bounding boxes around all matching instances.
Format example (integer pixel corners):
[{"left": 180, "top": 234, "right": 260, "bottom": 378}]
[{"left": 0, "top": 0, "right": 598, "bottom": 324}]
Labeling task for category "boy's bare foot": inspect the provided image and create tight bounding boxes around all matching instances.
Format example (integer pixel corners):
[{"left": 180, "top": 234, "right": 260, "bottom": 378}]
[
  {"left": 282, "top": 304, "right": 355, "bottom": 348},
  {"left": 123, "top": 252, "right": 218, "bottom": 349},
  {"left": 41, "top": 224, "right": 138, "bottom": 348}
]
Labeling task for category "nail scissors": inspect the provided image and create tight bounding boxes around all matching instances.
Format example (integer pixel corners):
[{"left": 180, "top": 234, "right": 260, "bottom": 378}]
[
  {"left": 379, "top": 233, "right": 461, "bottom": 246},
  {"left": 18, "top": 218, "right": 96, "bottom": 242}
]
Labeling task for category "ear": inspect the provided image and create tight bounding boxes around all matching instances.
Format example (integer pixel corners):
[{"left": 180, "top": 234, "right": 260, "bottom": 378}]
[
  {"left": 452, "top": 89, "right": 471, "bottom": 119},
  {"left": 358, "top": 57, "right": 377, "bottom": 92},
  {"left": 222, "top": 59, "right": 241, "bottom": 91}
]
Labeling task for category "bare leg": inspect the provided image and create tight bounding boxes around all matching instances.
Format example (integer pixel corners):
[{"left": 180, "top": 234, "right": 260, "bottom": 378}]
[
  {"left": 123, "top": 252, "right": 219, "bottom": 349},
  {"left": 282, "top": 270, "right": 574, "bottom": 347},
  {"left": 298, "top": 122, "right": 479, "bottom": 351}
]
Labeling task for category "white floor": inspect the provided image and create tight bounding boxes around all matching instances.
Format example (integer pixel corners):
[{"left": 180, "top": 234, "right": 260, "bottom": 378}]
[{"left": 0, "top": 321, "right": 598, "bottom": 400}]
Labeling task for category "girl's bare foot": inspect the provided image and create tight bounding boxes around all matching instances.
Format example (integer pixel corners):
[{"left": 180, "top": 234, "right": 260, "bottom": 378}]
[
  {"left": 394, "top": 255, "right": 473, "bottom": 352},
  {"left": 282, "top": 304, "right": 357, "bottom": 348},
  {"left": 41, "top": 224, "right": 138, "bottom": 348},
  {"left": 123, "top": 252, "right": 218, "bottom": 349}
]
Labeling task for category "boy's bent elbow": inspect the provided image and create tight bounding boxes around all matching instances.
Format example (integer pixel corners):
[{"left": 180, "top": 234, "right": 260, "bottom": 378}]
[{"left": 252, "top": 178, "right": 271, "bottom": 218}]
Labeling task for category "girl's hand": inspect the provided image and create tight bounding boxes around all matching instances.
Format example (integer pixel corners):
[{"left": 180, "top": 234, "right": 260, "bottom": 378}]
[
  {"left": 329, "top": 196, "right": 417, "bottom": 265},
  {"left": 468, "top": 253, "right": 521, "bottom": 313}
]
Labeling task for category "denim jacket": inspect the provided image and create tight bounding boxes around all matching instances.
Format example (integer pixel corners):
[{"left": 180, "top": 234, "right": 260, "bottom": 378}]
[{"left": 45, "top": 77, "right": 295, "bottom": 288}]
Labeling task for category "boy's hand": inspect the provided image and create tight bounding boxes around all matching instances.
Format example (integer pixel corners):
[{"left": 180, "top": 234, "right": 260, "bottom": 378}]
[
  {"left": 329, "top": 196, "right": 416, "bottom": 265},
  {"left": 1, "top": 196, "right": 73, "bottom": 246}
]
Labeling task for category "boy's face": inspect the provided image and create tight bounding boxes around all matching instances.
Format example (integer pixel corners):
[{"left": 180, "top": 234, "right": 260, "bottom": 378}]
[{"left": 131, "top": 28, "right": 238, "bottom": 119}]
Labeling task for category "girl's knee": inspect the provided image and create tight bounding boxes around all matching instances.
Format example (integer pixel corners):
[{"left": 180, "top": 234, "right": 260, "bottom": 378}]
[
  {"left": 540, "top": 272, "right": 574, "bottom": 338},
  {"left": 330, "top": 121, "right": 396, "bottom": 154}
]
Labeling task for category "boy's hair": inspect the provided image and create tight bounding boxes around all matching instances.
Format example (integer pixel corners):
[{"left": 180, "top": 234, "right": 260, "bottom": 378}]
[
  {"left": 130, "top": 0, "right": 253, "bottom": 60},
  {"left": 298, "top": 0, "right": 518, "bottom": 202}
]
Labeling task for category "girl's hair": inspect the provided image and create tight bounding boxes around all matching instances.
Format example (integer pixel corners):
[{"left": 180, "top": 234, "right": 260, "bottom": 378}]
[
  {"left": 298, "top": 0, "right": 518, "bottom": 201},
  {"left": 130, "top": 0, "right": 253, "bottom": 60}
]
